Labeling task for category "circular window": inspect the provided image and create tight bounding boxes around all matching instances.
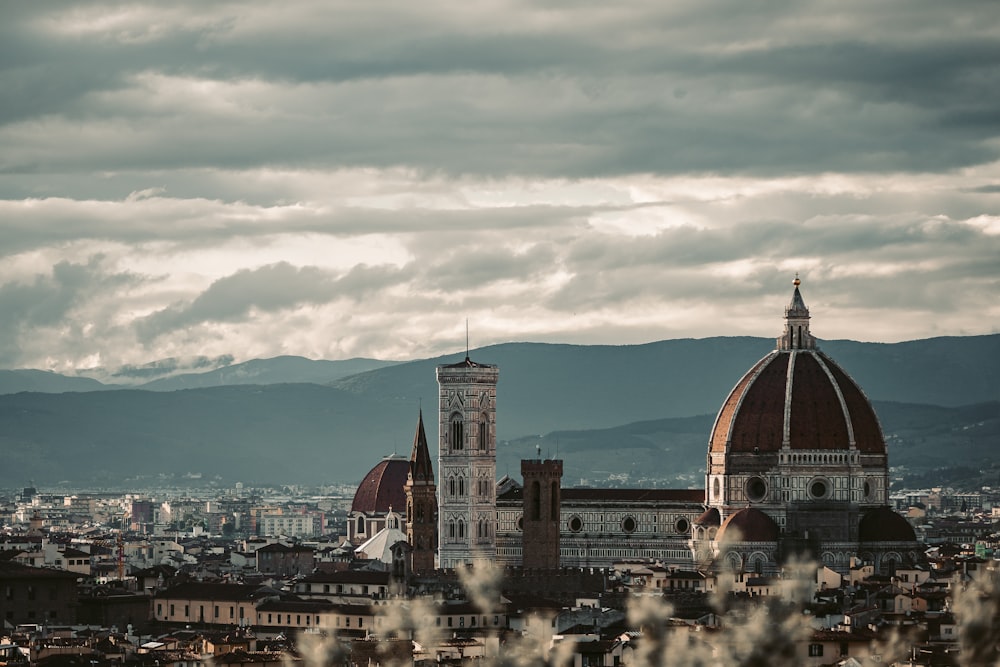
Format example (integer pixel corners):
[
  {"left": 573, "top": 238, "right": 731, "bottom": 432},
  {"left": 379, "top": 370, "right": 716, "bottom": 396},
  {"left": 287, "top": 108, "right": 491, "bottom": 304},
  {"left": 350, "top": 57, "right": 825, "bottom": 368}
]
[
  {"left": 675, "top": 517, "right": 690, "bottom": 534},
  {"left": 622, "top": 516, "right": 637, "bottom": 533},
  {"left": 516, "top": 516, "right": 523, "bottom": 531},
  {"left": 863, "top": 480, "right": 872, "bottom": 498},
  {"left": 809, "top": 478, "right": 829, "bottom": 500},
  {"left": 568, "top": 516, "right": 583, "bottom": 532},
  {"left": 745, "top": 476, "right": 767, "bottom": 503}
]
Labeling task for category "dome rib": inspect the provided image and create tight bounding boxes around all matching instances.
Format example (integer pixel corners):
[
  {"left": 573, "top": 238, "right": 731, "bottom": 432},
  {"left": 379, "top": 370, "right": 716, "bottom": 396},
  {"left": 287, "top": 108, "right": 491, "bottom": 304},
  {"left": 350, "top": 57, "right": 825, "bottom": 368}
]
[
  {"left": 821, "top": 353, "right": 885, "bottom": 453},
  {"left": 814, "top": 353, "right": 856, "bottom": 445},
  {"left": 709, "top": 353, "right": 779, "bottom": 454},
  {"left": 789, "top": 353, "right": 850, "bottom": 450},
  {"left": 727, "top": 352, "right": 789, "bottom": 453}
]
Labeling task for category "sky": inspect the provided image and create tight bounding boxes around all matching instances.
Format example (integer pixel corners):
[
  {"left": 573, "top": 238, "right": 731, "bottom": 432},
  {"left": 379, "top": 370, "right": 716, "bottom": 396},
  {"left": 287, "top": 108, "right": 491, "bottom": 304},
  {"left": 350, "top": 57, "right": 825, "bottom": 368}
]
[{"left": 1, "top": 1, "right": 999, "bottom": 381}]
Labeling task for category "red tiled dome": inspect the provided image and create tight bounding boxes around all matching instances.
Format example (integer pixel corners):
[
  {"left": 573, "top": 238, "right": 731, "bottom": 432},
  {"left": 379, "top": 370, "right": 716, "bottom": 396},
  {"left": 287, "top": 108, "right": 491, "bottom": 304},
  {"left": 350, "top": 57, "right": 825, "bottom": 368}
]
[
  {"left": 694, "top": 507, "right": 721, "bottom": 526},
  {"left": 710, "top": 280, "right": 885, "bottom": 457},
  {"left": 716, "top": 508, "right": 780, "bottom": 543},
  {"left": 709, "top": 349, "right": 885, "bottom": 455},
  {"left": 859, "top": 506, "right": 916, "bottom": 542},
  {"left": 351, "top": 456, "right": 410, "bottom": 514}
]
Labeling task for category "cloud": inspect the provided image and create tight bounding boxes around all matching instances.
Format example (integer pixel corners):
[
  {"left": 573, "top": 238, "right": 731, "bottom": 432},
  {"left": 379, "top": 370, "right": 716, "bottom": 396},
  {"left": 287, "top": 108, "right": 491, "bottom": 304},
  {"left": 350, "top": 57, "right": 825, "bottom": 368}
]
[
  {"left": 2, "top": 2, "right": 999, "bottom": 179},
  {"left": 963, "top": 184, "right": 1000, "bottom": 194},
  {"left": 0, "top": 1, "right": 998, "bottom": 370},
  {"left": 134, "top": 261, "right": 410, "bottom": 342},
  {"left": 109, "top": 354, "right": 235, "bottom": 380},
  {"left": 0, "top": 256, "right": 144, "bottom": 367}
]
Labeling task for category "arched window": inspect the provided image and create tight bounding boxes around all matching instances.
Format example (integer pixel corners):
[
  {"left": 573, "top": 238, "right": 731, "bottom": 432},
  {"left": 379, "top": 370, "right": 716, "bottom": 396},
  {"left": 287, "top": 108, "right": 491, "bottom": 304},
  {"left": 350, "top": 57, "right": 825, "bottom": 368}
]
[
  {"left": 356, "top": 516, "right": 364, "bottom": 535},
  {"left": 479, "top": 414, "right": 488, "bottom": 450},
  {"left": 450, "top": 415, "right": 464, "bottom": 450},
  {"left": 458, "top": 478, "right": 464, "bottom": 497},
  {"left": 457, "top": 520, "right": 465, "bottom": 538},
  {"left": 449, "top": 477, "right": 456, "bottom": 497},
  {"left": 449, "top": 521, "right": 455, "bottom": 538}
]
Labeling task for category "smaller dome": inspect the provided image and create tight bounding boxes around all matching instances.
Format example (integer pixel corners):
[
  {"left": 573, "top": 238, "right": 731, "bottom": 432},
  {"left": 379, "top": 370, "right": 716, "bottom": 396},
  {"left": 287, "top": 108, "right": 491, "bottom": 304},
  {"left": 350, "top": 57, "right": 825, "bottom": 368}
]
[
  {"left": 694, "top": 507, "right": 721, "bottom": 527},
  {"left": 716, "top": 508, "right": 780, "bottom": 543},
  {"left": 351, "top": 456, "right": 410, "bottom": 514},
  {"left": 859, "top": 507, "right": 916, "bottom": 542}
]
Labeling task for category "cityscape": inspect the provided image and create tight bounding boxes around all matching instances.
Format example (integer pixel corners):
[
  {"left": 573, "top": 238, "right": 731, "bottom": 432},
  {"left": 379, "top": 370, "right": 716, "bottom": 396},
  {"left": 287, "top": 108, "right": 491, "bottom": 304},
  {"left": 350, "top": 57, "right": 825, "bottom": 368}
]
[
  {"left": 3, "top": 2, "right": 999, "bottom": 666},
  {"left": 1, "top": 282, "right": 999, "bottom": 667}
]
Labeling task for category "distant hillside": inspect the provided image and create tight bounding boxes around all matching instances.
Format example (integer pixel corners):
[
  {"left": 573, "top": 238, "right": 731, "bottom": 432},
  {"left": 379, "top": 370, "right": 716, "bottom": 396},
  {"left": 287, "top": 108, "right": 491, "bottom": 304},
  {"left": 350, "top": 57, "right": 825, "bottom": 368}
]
[
  {"left": 0, "top": 384, "right": 415, "bottom": 487},
  {"left": 0, "top": 357, "right": 400, "bottom": 395},
  {"left": 0, "top": 334, "right": 997, "bottom": 487},
  {"left": 0, "top": 370, "right": 108, "bottom": 394},
  {"left": 0, "top": 384, "right": 993, "bottom": 488},
  {"left": 139, "top": 356, "right": 399, "bottom": 391}
]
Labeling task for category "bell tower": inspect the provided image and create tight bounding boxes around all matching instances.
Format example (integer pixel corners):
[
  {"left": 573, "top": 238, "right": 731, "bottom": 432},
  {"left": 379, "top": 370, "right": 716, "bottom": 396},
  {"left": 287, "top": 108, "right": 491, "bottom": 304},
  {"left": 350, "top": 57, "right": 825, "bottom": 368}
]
[
  {"left": 436, "top": 355, "right": 499, "bottom": 569},
  {"left": 405, "top": 410, "right": 437, "bottom": 573},
  {"left": 521, "top": 458, "right": 562, "bottom": 569}
]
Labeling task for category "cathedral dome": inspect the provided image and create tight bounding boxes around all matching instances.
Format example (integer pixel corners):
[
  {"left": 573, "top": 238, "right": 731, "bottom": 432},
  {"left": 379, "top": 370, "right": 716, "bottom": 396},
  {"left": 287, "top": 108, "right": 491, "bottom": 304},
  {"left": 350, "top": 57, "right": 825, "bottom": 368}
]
[
  {"left": 351, "top": 456, "right": 410, "bottom": 514},
  {"left": 859, "top": 506, "right": 917, "bottom": 542},
  {"left": 716, "top": 508, "right": 779, "bottom": 543},
  {"left": 709, "top": 280, "right": 884, "bottom": 456}
]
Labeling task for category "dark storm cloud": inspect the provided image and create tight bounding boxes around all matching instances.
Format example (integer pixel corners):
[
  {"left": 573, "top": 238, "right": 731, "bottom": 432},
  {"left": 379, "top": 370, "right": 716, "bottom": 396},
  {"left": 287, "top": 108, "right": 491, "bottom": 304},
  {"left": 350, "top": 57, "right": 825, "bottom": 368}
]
[{"left": 2, "top": 1, "right": 998, "bottom": 178}]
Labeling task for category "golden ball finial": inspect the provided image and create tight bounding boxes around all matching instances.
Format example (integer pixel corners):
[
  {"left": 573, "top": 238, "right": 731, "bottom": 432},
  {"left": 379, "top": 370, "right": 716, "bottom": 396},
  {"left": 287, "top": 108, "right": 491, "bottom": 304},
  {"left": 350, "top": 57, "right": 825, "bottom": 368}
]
[{"left": 793, "top": 272, "right": 800, "bottom": 287}]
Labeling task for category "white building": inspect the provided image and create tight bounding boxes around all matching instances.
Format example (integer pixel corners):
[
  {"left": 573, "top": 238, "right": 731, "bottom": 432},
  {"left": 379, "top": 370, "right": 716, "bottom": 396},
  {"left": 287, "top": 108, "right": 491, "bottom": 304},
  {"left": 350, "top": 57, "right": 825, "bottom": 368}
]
[{"left": 437, "top": 355, "right": 499, "bottom": 569}]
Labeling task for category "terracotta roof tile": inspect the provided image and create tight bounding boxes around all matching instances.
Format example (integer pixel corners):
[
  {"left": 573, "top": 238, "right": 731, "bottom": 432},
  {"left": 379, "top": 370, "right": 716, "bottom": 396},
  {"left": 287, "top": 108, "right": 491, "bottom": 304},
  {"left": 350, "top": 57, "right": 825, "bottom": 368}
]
[{"left": 351, "top": 457, "right": 410, "bottom": 514}]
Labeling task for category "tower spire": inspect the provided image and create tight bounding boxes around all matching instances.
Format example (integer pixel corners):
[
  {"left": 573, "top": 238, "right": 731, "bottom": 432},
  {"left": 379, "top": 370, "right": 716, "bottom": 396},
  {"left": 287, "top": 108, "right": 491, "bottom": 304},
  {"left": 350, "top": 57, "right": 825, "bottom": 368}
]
[
  {"left": 405, "top": 408, "right": 438, "bottom": 573},
  {"left": 409, "top": 409, "right": 434, "bottom": 483},
  {"left": 777, "top": 275, "right": 815, "bottom": 350}
]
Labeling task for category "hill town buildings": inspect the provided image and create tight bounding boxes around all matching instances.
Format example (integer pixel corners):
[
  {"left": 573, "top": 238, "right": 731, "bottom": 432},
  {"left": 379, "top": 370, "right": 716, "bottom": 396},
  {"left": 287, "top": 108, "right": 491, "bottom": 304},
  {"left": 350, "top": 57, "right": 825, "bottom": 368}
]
[{"left": 0, "top": 279, "right": 996, "bottom": 665}]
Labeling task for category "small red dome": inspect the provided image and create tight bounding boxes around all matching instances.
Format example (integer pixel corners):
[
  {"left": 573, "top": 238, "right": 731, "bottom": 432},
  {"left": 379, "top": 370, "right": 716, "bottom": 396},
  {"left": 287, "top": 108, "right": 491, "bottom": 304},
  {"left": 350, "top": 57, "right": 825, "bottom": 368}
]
[
  {"left": 694, "top": 507, "right": 721, "bottom": 526},
  {"left": 351, "top": 456, "right": 410, "bottom": 514},
  {"left": 859, "top": 506, "right": 916, "bottom": 542},
  {"left": 716, "top": 508, "right": 780, "bottom": 543}
]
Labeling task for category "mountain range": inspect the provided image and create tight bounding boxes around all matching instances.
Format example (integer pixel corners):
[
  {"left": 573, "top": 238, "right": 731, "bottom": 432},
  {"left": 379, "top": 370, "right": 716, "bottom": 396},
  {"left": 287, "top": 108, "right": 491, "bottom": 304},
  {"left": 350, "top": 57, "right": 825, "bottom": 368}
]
[{"left": 0, "top": 334, "right": 997, "bottom": 488}]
